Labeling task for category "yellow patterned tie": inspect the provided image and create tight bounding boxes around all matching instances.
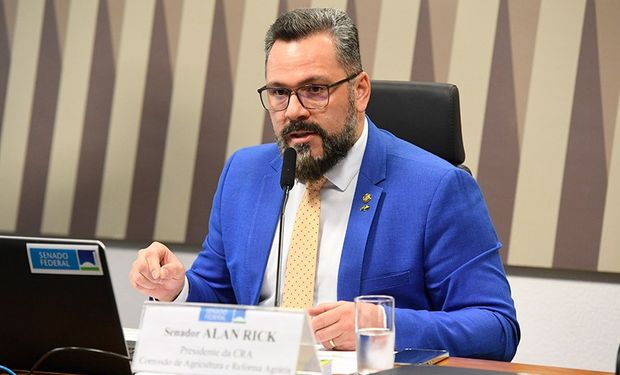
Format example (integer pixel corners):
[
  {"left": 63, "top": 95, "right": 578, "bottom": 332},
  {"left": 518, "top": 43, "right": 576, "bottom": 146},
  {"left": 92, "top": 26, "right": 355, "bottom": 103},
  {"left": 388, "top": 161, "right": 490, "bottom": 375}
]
[{"left": 282, "top": 176, "right": 327, "bottom": 308}]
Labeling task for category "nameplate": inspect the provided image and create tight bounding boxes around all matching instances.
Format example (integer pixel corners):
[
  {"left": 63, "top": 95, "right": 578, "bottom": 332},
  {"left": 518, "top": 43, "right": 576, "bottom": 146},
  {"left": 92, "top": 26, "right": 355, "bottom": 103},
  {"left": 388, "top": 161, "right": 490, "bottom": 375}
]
[{"left": 132, "top": 302, "right": 322, "bottom": 375}]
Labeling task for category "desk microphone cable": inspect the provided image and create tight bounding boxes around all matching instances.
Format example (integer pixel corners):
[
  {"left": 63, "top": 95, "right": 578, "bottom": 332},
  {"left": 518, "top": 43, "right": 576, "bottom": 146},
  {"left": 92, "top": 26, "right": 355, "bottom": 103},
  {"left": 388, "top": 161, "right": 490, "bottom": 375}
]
[{"left": 27, "top": 346, "right": 130, "bottom": 375}]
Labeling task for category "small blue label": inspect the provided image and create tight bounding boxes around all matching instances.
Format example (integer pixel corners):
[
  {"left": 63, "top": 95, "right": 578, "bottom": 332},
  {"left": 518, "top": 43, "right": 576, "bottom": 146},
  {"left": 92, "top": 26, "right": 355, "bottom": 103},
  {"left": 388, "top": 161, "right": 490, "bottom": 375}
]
[
  {"left": 30, "top": 248, "right": 80, "bottom": 270},
  {"left": 199, "top": 307, "right": 246, "bottom": 323},
  {"left": 27, "top": 243, "right": 103, "bottom": 275}
]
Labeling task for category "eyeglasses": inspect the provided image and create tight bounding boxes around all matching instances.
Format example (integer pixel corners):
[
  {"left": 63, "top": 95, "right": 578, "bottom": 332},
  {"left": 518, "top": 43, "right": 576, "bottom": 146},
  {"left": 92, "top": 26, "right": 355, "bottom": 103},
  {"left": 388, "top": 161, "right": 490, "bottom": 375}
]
[{"left": 257, "top": 72, "right": 361, "bottom": 112}]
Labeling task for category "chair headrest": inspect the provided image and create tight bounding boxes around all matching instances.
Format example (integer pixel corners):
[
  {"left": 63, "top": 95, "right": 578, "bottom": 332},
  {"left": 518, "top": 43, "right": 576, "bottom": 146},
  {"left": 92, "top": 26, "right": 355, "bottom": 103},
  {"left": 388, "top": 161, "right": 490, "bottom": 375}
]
[{"left": 366, "top": 80, "right": 466, "bottom": 166}]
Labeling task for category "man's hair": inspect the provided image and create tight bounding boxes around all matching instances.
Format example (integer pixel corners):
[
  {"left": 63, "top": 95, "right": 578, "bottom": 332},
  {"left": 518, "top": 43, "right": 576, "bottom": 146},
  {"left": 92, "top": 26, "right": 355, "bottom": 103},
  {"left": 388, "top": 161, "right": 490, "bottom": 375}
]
[{"left": 264, "top": 8, "right": 363, "bottom": 75}]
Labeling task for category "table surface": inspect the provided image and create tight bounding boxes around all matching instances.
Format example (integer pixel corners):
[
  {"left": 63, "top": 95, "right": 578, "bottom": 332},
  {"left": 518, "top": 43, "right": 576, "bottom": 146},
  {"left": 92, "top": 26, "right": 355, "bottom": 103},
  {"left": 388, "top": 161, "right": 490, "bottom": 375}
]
[
  {"left": 3, "top": 357, "right": 614, "bottom": 375},
  {"left": 438, "top": 357, "right": 614, "bottom": 375}
]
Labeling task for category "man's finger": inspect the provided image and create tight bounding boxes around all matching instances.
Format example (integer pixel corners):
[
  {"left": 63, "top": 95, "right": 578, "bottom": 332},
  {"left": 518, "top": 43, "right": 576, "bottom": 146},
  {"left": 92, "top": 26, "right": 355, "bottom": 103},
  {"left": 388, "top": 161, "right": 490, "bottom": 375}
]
[
  {"left": 160, "top": 262, "right": 183, "bottom": 279},
  {"left": 147, "top": 258, "right": 161, "bottom": 279},
  {"left": 314, "top": 320, "right": 342, "bottom": 343},
  {"left": 308, "top": 301, "right": 341, "bottom": 317},
  {"left": 131, "top": 271, "right": 160, "bottom": 290},
  {"left": 311, "top": 306, "right": 341, "bottom": 331},
  {"left": 143, "top": 247, "right": 168, "bottom": 280}
]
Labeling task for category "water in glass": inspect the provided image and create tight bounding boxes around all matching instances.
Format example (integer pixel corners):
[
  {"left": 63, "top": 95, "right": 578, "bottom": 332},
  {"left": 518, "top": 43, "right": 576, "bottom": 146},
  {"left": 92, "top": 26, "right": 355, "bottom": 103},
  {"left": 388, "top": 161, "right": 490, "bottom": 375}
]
[{"left": 356, "top": 327, "right": 395, "bottom": 374}]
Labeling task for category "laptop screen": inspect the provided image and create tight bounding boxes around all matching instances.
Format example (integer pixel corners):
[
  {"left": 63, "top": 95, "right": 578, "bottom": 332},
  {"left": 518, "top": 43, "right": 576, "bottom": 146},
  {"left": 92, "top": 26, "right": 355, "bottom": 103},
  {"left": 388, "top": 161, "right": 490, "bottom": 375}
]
[{"left": 0, "top": 235, "right": 132, "bottom": 375}]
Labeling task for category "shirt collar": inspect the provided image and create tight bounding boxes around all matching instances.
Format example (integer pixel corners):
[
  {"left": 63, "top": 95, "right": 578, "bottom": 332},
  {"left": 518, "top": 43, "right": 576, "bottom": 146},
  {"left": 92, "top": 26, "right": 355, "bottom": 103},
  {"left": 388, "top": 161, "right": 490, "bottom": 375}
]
[{"left": 323, "top": 117, "right": 368, "bottom": 191}]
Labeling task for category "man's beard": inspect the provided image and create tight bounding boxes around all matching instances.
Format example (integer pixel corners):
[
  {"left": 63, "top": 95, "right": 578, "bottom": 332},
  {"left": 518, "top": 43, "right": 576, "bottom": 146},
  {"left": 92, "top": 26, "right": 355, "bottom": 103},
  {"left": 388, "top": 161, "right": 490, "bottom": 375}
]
[{"left": 276, "top": 94, "right": 358, "bottom": 184}]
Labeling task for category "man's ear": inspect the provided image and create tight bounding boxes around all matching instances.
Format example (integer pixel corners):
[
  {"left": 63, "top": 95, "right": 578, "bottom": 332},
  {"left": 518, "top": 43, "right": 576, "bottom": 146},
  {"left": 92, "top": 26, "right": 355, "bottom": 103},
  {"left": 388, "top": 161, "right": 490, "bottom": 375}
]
[{"left": 355, "top": 72, "right": 371, "bottom": 113}]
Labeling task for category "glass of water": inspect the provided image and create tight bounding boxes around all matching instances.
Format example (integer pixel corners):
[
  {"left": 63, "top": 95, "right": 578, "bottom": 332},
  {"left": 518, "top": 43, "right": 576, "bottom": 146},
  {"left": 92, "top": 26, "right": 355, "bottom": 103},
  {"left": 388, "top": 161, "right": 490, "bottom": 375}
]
[{"left": 355, "top": 295, "right": 395, "bottom": 374}]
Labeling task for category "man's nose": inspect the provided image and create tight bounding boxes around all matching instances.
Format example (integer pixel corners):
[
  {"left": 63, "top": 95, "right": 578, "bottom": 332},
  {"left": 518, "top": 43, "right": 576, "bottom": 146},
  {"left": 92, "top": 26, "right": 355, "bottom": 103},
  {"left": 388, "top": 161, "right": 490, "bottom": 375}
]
[{"left": 285, "top": 93, "right": 310, "bottom": 121}]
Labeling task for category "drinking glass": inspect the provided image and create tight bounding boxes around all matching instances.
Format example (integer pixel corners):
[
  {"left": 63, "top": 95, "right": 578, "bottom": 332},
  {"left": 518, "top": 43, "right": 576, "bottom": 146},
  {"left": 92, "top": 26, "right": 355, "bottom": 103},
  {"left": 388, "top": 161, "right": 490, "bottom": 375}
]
[{"left": 355, "top": 295, "right": 395, "bottom": 374}]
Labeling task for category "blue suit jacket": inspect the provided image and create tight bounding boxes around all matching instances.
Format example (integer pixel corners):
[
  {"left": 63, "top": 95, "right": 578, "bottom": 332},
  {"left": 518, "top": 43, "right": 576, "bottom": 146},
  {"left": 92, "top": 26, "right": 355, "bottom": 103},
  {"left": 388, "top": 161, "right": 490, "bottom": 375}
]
[{"left": 187, "top": 119, "right": 520, "bottom": 361}]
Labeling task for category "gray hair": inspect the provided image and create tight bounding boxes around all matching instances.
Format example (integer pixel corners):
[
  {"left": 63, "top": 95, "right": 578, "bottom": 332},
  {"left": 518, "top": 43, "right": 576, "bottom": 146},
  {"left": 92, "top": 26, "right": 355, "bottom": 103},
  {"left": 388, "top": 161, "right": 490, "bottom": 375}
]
[{"left": 264, "top": 8, "right": 363, "bottom": 76}]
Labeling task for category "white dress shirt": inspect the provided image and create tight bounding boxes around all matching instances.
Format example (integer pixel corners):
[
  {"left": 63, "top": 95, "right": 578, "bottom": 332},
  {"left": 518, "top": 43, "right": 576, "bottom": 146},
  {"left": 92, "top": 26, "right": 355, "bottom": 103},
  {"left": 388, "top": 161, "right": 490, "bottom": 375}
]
[
  {"left": 260, "top": 119, "right": 368, "bottom": 306},
  {"left": 175, "top": 119, "right": 368, "bottom": 305}
]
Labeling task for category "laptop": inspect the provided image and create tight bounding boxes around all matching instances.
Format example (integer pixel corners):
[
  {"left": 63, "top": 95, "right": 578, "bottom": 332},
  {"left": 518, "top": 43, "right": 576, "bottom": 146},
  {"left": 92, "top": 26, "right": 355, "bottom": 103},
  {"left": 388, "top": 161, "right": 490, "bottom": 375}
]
[{"left": 0, "top": 235, "right": 132, "bottom": 375}]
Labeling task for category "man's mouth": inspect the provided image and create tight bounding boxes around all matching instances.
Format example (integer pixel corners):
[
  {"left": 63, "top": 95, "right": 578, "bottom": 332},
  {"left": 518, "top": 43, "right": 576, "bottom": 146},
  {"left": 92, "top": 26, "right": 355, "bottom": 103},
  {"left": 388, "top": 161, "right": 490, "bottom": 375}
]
[{"left": 288, "top": 130, "right": 317, "bottom": 143}]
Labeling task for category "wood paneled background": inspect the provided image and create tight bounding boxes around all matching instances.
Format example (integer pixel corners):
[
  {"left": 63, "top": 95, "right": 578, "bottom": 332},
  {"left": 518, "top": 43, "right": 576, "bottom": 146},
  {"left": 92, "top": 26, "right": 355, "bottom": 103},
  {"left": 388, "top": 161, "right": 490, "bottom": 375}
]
[{"left": 0, "top": 0, "right": 618, "bottom": 273}]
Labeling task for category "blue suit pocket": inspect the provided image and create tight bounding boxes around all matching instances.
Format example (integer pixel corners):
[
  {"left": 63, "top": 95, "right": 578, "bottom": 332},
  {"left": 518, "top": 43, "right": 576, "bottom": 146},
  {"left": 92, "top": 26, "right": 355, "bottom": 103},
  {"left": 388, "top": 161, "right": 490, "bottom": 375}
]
[{"left": 361, "top": 270, "right": 411, "bottom": 293}]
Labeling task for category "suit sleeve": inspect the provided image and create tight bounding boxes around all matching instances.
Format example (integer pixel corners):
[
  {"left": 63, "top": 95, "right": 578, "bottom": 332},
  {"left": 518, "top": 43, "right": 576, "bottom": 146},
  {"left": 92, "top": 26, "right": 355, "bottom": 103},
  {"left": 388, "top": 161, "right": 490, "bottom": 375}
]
[
  {"left": 394, "top": 168, "right": 520, "bottom": 361},
  {"left": 185, "top": 153, "right": 238, "bottom": 304}
]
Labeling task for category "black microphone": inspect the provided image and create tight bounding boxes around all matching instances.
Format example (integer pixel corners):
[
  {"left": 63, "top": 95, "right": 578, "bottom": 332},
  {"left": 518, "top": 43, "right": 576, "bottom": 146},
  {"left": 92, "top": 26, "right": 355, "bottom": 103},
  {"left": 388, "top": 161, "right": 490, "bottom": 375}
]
[
  {"left": 275, "top": 147, "right": 296, "bottom": 307},
  {"left": 280, "top": 147, "right": 296, "bottom": 190}
]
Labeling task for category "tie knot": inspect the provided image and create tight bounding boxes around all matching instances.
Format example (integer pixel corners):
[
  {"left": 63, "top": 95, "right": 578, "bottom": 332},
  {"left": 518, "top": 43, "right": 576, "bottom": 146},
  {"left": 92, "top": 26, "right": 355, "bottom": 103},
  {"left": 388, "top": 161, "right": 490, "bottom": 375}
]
[{"left": 306, "top": 176, "right": 326, "bottom": 192}]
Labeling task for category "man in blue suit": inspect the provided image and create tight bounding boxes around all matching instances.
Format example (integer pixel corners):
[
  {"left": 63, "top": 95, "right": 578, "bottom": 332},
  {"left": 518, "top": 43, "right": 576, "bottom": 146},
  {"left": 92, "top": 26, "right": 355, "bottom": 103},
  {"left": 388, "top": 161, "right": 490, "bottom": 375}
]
[{"left": 129, "top": 8, "right": 519, "bottom": 361}]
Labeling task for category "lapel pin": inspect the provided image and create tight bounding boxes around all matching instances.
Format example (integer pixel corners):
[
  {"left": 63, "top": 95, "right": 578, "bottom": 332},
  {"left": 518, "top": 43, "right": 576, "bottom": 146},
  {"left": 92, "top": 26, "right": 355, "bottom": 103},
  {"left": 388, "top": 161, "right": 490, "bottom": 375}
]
[{"left": 362, "top": 193, "right": 372, "bottom": 203}]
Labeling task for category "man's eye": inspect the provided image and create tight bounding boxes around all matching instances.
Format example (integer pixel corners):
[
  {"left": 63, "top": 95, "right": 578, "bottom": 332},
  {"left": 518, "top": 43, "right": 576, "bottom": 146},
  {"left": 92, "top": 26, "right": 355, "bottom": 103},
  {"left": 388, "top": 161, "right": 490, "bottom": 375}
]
[
  {"left": 270, "top": 88, "right": 289, "bottom": 97},
  {"left": 306, "top": 85, "right": 325, "bottom": 94}
]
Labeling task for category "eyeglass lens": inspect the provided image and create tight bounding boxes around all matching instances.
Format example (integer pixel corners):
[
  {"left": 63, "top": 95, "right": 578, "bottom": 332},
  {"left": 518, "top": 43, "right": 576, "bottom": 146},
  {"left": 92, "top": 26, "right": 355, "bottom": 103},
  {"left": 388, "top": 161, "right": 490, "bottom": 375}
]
[{"left": 262, "top": 85, "right": 329, "bottom": 111}]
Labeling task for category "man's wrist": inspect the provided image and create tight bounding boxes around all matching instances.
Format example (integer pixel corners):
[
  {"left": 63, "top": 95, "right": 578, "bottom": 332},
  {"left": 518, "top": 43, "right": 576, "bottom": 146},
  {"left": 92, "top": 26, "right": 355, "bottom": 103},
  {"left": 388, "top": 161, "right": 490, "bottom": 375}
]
[
  {"left": 150, "top": 276, "right": 189, "bottom": 303},
  {"left": 170, "top": 275, "right": 189, "bottom": 303}
]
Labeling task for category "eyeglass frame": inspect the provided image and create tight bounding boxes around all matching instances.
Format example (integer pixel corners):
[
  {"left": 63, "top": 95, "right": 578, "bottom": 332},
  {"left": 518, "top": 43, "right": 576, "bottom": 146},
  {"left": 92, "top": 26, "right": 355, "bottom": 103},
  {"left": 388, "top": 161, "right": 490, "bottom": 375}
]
[{"left": 257, "top": 71, "right": 362, "bottom": 112}]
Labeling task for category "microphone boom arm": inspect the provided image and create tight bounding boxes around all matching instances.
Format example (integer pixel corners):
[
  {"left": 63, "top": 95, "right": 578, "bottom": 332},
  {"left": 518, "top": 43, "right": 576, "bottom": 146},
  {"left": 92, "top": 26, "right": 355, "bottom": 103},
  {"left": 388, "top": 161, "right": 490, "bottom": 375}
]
[{"left": 274, "top": 187, "right": 290, "bottom": 307}]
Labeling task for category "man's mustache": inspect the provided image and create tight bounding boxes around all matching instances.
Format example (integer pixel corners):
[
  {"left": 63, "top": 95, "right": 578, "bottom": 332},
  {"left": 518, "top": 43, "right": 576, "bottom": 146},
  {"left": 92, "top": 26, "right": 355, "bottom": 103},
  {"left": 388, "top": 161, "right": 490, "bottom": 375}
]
[{"left": 281, "top": 121, "right": 327, "bottom": 139}]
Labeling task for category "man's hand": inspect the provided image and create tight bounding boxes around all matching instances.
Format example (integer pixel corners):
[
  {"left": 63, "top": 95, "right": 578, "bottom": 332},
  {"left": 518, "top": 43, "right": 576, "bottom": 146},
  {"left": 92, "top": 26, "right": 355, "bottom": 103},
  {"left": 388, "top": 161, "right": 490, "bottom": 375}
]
[
  {"left": 309, "top": 301, "right": 387, "bottom": 351},
  {"left": 128, "top": 241, "right": 186, "bottom": 301},
  {"left": 309, "top": 301, "right": 356, "bottom": 350}
]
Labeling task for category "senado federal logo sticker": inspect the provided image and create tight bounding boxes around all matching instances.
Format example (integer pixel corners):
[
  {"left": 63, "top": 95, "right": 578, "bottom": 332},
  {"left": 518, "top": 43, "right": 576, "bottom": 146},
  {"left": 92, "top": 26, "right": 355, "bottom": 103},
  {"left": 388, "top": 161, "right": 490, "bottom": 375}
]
[
  {"left": 26, "top": 243, "right": 104, "bottom": 275},
  {"left": 199, "top": 307, "right": 247, "bottom": 324}
]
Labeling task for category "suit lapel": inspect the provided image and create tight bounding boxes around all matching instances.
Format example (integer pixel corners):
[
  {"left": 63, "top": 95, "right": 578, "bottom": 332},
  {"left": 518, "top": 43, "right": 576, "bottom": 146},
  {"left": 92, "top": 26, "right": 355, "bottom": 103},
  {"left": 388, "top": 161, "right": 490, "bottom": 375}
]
[
  {"left": 338, "top": 120, "right": 387, "bottom": 300},
  {"left": 243, "top": 156, "right": 282, "bottom": 304},
  {"left": 241, "top": 122, "right": 388, "bottom": 303}
]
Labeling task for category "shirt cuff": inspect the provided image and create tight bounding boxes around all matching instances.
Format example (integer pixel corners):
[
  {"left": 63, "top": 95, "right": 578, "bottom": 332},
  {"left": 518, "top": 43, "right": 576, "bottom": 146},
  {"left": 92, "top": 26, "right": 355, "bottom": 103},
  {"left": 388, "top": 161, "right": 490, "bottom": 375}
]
[{"left": 172, "top": 275, "right": 190, "bottom": 303}]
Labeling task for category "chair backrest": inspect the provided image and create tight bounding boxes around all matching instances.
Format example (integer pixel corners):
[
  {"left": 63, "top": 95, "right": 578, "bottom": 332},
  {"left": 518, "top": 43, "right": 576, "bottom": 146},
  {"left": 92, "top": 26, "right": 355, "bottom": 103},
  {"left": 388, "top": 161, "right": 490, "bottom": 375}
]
[
  {"left": 366, "top": 80, "right": 468, "bottom": 172},
  {"left": 616, "top": 342, "right": 619, "bottom": 375}
]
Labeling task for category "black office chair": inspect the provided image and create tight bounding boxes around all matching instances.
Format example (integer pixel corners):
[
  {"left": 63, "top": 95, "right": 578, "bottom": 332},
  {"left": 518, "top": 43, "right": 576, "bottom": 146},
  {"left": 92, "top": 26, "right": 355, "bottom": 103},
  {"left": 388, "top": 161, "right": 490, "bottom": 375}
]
[
  {"left": 366, "top": 80, "right": 469, "bottom": 173},
  {"left": 616, "top": 342, "right": 619, "bottom": 375}
]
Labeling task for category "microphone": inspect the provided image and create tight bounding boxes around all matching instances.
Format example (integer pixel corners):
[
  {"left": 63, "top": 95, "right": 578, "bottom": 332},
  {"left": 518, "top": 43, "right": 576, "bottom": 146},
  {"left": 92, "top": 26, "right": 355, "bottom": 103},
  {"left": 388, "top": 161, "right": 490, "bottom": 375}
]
[
  {"left": 275, "top": 147, "right": 296, "bottom": 307},
  {"left": 280, "top": 147, "right": 296, "bottom": 190}
]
